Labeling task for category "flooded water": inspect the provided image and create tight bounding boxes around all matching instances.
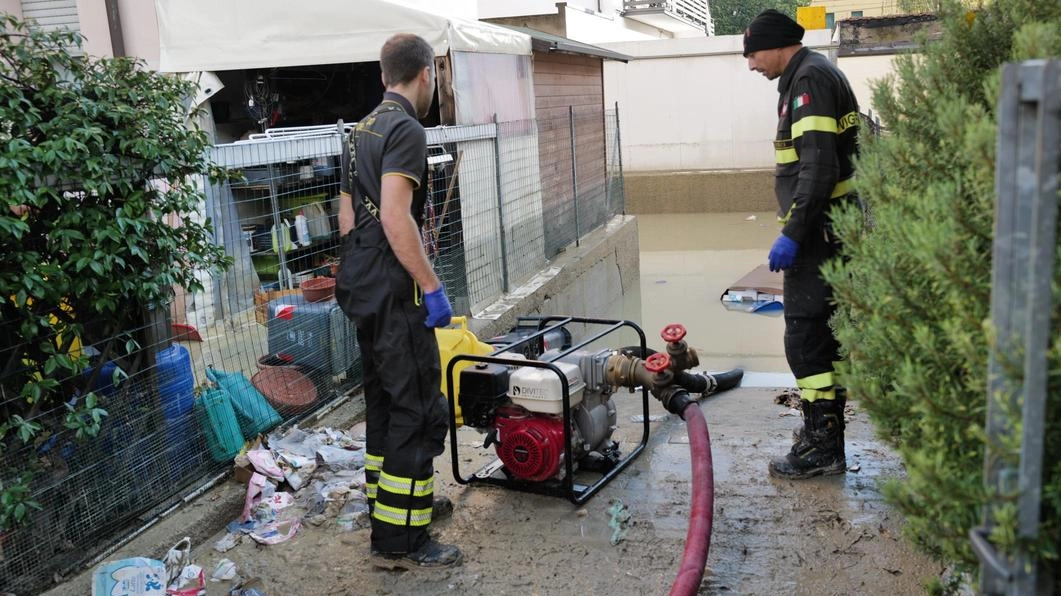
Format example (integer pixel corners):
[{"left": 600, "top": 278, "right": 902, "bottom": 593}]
[{"left": 626, "top": 212, "right": 790, "bottom": 376}]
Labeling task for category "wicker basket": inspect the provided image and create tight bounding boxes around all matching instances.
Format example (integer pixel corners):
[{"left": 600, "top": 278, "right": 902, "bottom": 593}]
[
  {"left": 250, "top": 367, "right": 318, "bottom": 416},
  {"left": 300, "top": 276, "right": 335, "bottom": 302}
]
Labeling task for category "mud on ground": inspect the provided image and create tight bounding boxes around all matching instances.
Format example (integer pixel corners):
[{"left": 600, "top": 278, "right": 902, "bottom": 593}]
[
  {"left": 163, "top": 387, "right": 942, "bottom": 596},
  {"left": 40, "top": 386, "right": 941, "bottom": 596}
]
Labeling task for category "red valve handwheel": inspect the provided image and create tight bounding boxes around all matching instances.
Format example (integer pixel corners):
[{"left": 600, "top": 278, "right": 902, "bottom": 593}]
[
  {"left": 661, "top": 323, "right": 687, "bottom": 343},
  {"left": 644, "top": 352, "right": 671, "bottom": 373}
]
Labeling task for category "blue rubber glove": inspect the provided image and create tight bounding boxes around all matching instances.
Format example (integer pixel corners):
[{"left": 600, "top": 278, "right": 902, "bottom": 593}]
[
  {"left": 768, "top": 234, "right": 800, "bottom": 272},
  {"left": 424, "top": 285, "right": 453, "bottom": 328}
]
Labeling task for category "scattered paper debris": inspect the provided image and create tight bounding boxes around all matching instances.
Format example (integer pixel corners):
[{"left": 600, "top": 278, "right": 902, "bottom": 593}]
[
  {"left": 211, "top": 559, "right": 237, "bottom": 582},
  {"left": 213, "top": 533, "right": 242, "bottom": 553}
]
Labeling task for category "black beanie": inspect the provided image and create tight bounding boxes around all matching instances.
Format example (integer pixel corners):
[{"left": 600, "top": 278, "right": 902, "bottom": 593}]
[{"left": 743, "top": 9, "right": 805, "bottom": 57}]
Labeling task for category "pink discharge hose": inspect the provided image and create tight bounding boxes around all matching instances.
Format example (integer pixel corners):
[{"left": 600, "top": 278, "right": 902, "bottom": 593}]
[{"left": 669, "top": 403, "right": 714, "bottom": 596}]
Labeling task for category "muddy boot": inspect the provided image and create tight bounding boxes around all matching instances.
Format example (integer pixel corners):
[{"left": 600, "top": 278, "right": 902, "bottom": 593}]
[
  {"left": 792, "top": 387, "right": 846, "bottom": 442},
  {"left": 771, "top": 397, "right": 846, "bottom": 479},
  {"left": 371, "top": 539, "right": 463, "bottom": 570}
]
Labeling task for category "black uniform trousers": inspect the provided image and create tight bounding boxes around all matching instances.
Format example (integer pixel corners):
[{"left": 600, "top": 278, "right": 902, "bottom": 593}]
[
  {"left": 335, "top": 224, "right": 449, "bottom": 554},
  {"left": 783, "top": 222, "right": 841, "bottom": 402}
]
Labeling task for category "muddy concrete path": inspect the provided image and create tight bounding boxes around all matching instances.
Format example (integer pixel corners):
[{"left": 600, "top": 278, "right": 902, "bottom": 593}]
[{"left": 176, "top": 386, "right": 941, "bottom": 595}]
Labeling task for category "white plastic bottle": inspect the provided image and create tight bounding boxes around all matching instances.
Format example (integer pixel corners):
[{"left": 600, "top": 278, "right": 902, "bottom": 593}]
[{"left": 295, "top": 211, "right": 311, "bottom": 247}]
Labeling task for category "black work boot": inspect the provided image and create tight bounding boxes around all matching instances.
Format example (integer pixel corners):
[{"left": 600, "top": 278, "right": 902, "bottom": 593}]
[
  {"left": 371, "top": 539, "right": 463, "bottom": 570},
  {"left": 792, "top": 387, "right": 846, "bottom": 442},
  {"left": 771, "top": 397, "right": 846, "bottom": 479}
]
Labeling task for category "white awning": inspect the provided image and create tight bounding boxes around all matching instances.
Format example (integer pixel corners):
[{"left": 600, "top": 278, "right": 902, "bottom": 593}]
[{"left": 156, "top": 0, "right": 532, "bottom": 72}]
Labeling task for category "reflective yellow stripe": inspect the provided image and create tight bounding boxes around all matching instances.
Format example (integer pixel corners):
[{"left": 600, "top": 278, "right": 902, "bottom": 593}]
[
  {"left": 366, "top": 483, "right": 378, "bottom": 500},
  {"left": 372, "top": 502, "right": 406, "bottom": 524},
  {"left": 372, "top": 502, "right": 433, "bottom": 527},
  {"left": 792, "top": 115, "right": 838, "bottom": 139},
  {"left": 365, "top": 454, "right": 384, "bottom": 471},
  {"left": 838, "top": 111, "right": 859, "bottom": 134},
  {"left": 775, "top": 148, "right": 798, "bottom": 164},
  {"left": 796, "top": 371, "right": 835, "bottom": 389},
  {"left": 409, "top": 506, "right": 433, "bottom": 526},
  {"left": 800, "top": 387, "right": 836, "bottom": 402},
  {"left": 378, "top": 471, "right": 434, "bottom": 497},
  {"left": 831, "top": 178, "right": 855, "bottom": 198}
]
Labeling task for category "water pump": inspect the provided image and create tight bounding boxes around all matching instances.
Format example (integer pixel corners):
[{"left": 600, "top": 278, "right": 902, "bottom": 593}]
[{"left": 455, "top": 323, "right": 742, "bottom": 484}]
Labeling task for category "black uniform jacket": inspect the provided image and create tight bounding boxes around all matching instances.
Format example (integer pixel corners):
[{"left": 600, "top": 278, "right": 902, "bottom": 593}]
[{"left": 773, "top": 47, "right": 860, "bottom": 244}]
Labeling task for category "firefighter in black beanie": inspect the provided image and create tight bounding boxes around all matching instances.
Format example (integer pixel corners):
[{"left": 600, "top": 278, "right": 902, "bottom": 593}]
[{"left": 744, "top": 9, "right": 861, "bottom": 479}]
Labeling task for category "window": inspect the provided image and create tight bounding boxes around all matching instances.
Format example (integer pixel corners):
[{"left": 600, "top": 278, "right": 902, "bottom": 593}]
[
  {"left": 826, "top": 12, "right": 835, "bottom": 28},
  {"left": 852, "top": 10, "right": 864, "bottom": 17}
]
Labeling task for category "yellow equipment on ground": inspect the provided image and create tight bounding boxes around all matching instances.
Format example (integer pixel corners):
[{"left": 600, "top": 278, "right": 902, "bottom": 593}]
[{"left": 435, "top": 316, "right": 494, "bottom": 426}]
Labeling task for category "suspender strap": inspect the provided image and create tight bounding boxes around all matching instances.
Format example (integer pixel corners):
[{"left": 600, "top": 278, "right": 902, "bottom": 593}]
[{"left": 348, "top": 102, "right": 406, "bottom": 223}]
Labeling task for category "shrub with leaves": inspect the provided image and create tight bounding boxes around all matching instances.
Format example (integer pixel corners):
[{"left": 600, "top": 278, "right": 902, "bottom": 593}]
[
  {"left": 823, "top": 0, "right": 1061, "bottom": 585},
  {"left": 0, "top": 16, "right": 231, "bottom": 528}
]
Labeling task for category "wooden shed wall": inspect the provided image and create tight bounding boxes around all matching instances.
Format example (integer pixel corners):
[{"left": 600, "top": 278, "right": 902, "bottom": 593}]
[{"left": 533, "top": 52, "right": 608, "bottom": 256}]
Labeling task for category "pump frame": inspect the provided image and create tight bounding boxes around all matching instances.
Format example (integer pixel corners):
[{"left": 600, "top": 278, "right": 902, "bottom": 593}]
[{"left": 445, "top": 316, "right": 651, "bottom": 505}]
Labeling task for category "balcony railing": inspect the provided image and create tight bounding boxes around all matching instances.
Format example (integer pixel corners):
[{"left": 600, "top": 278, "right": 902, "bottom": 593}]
[{"left": 622, "top": 0, "right": 711, "bottom": 34}]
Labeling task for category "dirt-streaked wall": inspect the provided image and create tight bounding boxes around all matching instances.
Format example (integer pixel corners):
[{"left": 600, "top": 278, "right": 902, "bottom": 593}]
[{"left": 624, "top": 169, "right": 776, "bottom": 214}]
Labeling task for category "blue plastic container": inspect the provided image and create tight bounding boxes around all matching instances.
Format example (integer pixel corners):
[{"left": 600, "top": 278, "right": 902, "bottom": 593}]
[
  {"left": 157, "top": 344, "right": 195, "bottom": 418},
  {"left": 156, "top": 344, "right": 199, "bottom": 481},
  {"left": 83, "top": 360, "right": 119, "bottom": 397}
]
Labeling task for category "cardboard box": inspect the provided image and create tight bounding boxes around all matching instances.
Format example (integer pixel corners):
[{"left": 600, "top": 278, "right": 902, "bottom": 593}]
[
  {"left": 720, "top": 264, "right": 783, "bottom": 299},
  {"left": 253, "top": 288, "right": 300, "bottom": 325},
  {"left": 720, "top": 265, "right": 785, "bottom": 314},
  {"left": 232, "top": 453, "right": 254, "bottom": 484}
]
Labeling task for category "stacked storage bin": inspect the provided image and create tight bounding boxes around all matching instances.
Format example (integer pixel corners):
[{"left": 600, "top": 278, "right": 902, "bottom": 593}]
[{"left": 266, "top": 294, "right": 359, "bottom": 383}]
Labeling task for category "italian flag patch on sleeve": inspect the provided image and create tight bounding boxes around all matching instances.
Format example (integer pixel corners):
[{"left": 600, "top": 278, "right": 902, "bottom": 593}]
[{"left": 792, "top": 93, "right": 811, "bottom": 110}]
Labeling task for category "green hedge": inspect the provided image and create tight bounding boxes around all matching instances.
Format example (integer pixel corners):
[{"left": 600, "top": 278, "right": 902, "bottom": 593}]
[{"left": 823, "top": 0, "right": 1061, "bottom": 589}]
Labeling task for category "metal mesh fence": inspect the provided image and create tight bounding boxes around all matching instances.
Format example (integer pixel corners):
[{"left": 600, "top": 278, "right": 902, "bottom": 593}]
[
  {"left": 0, "top": 108, "right": 624, "bottom": 593},
  {"left": 539, "top": 105, "right": 624, "bottom": 258}
]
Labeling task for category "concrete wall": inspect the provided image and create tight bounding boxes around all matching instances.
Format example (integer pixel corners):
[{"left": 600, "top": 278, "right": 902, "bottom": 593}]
[
  {"left": 0, "top": 0, "right": 22, "bottom": 17},
  {"left": 601, "top": 30, "right": 836, "bottom": 172},
  {"left": 809, "top": 0, "right": 902, "bottom": 18},
  {"left": 73, "top": 0, "right": 160, "bottom": 66},
  {"left": 563, "top": 4, "right": 670, "bottom": 42},
  {"left": 75, "top": 0, "right": 110, "bottom": 56},
  {"left": 841, "top": 53, "right": 896, "bottom": 118},
  {"left": 601, "top": 30, "right": 899, "bottom": 213},
  {"left": 624, "top": 170, "right": 776, "bottom": 214}
]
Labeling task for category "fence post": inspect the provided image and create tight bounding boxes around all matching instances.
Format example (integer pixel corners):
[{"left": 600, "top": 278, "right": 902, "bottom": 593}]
[
  {"left": 569, "top": 105, "right": 580, "bottom": 247},
  {"left": 614, "top": 101, "right": 626, "bottom": 216},
  {"left": 265, "top": 161, "right": 290, "bottom": 289},
  {"left": 972, "top": 59, "right": 1059, "bottom": 596},
  {"left": 491, "top": 114, "right": 510, "bottom": 293}
]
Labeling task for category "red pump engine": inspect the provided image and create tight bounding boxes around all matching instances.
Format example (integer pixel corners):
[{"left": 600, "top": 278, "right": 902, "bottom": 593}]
[
  {"left": 493, "top": 408, "right": 566, "bottom": 482},
  {"left": 459, "top": 352, "right": 619, "bottom": 483}
]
